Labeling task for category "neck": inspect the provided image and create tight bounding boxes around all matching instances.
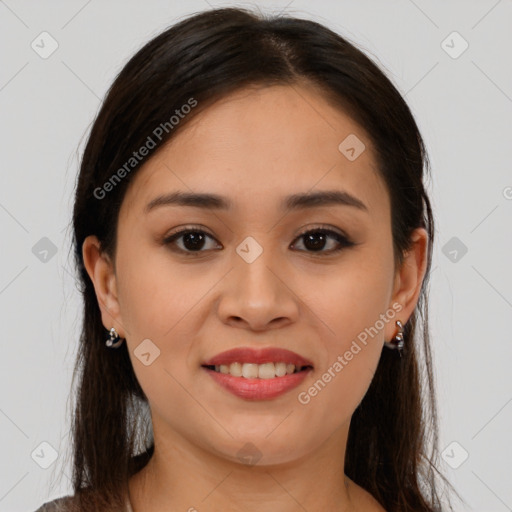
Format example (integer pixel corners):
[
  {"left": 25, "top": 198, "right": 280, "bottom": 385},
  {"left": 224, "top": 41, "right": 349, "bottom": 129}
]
[{"left": 128, "top": 421, "right": 359, "bottom": 512}]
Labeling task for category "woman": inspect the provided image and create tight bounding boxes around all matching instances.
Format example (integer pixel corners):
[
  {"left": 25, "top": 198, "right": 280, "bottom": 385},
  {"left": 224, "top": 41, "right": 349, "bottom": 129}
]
[{"left": 35, "top": 6, "right": 462, "bottom": 512}]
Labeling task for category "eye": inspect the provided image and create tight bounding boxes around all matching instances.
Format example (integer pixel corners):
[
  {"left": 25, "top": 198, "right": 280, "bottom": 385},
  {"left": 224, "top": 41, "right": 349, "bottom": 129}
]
[
  {"left": 291, "top": 226, "right": 355, "bottom": 254},
  {"left": 162, "top": 225, "right": 355, "bottom": 256},
  {"left": 162, "top": 227, "right": 221, "bottom": 254}
]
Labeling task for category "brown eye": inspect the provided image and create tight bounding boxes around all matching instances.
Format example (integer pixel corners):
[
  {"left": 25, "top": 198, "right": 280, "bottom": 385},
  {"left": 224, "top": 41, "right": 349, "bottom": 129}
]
[
  {"left": 163, "top": 229, "right": 221, "bottom": 254},
  {"left": 291, "top": 228, "right": 355, "bottom": 254},
  {"left": 162, "top": 225, "right": 355, "bottom": 256}
]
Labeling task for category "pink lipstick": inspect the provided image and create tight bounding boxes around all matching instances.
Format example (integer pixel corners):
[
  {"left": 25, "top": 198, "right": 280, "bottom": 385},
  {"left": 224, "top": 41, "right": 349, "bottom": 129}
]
[{"left": 201, "top": 347, "right": 313, "bottom": 400}]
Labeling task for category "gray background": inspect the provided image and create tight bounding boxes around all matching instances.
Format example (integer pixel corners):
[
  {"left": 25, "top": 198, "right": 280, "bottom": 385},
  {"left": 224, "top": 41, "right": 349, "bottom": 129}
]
[{"left": 1, "top": 1, "right": 511, "bottom": 511}]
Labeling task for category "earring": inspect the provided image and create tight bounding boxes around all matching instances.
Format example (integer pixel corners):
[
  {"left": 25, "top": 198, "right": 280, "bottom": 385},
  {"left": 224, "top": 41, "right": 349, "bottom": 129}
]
[
  {"left": 105, "top": 327, "right": 124, "bottom": 348},
  {"left": 384, "top": 320, "right": 404, "bottom": 356}
]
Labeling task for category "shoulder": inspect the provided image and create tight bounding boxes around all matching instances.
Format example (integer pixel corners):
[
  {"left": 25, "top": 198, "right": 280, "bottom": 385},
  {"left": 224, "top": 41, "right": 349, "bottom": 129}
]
[
  {"left": 33, "top": 495, "right": 76, "bottom": 512},
  {"left": 347, "top": 478, "right": 387, "bottom": 512},
  {"left": 33, "top": 493, "right": 132, "bottom": 512}
]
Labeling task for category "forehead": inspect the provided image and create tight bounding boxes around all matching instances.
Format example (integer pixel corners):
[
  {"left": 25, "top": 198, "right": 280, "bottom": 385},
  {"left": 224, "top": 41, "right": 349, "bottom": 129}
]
[{"left": 120, "top": 84, "right": 388, "bottom": 220}]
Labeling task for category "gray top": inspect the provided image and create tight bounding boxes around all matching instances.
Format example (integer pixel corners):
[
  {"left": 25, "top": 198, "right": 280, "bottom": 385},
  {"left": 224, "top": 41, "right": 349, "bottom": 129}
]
[
  {"left": 34, "top": 494, "right": 133, "bottom": 511},
  {"left": 33, "top": 496, "right": 72, "bottom": 512}
]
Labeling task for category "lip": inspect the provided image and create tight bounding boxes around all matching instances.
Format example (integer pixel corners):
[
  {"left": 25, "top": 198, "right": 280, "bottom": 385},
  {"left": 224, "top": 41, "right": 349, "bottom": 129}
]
[
  {"left": 201, "top": 347, "right": 314, "bottom": 401},
  {"left": 203, "top": 366, "right": 313, "bottom": 401},
  {"left": 202, "top": 347, "right": 314, "bottom": 367}
]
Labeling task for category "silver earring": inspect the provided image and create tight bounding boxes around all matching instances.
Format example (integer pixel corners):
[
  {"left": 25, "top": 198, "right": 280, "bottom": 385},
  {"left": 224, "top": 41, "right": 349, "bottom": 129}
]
[
  {"left": 384, "top": 320, "right": 404, "bottom": 356},
  {"left": 105, "top": 327, "right": 124, "bottom": 348}
]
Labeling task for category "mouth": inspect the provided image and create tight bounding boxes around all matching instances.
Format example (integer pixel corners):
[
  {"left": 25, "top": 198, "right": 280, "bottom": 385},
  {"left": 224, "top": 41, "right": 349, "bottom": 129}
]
[
  {"left": 201, "top": 347, "right": 314, "bottom": 400},
  {"left": 201, "top": 346, "right": 314, "bottom": 377},
  {"left": 201, "top": 362, "right": 313, "bottom": 379}
]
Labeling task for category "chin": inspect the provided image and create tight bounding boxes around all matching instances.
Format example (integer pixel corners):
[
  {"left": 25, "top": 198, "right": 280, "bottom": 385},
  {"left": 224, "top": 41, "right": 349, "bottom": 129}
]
[{"left": 208, "top": 430, "right": 311, "bottom": 467}]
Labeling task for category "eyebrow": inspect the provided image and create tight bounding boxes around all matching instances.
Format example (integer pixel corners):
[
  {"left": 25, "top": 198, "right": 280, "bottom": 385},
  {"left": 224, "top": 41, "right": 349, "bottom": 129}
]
[{"left": 144, "top": 189, "right": 368, "bottom": 214}]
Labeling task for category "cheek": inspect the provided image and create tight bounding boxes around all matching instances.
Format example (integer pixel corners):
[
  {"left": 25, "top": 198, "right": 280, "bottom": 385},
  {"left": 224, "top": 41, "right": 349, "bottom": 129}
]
[
  {"left": 306, "top": 258, "right": 393, "bottom": 344},
  {"left": 115, "top": 240, "right": 214, "bottom": 337},
  {"left": 115, "top": 247, "right": 220, "bottom": 392},
  {"left": 301, "top": 254, "right": 392, "bottom": 398},
  {"left": 297, "top": 270, "right": 389, "bottom": 425},
  {"left": 297, "top": 350, "right": 379, "bottom": 437}
]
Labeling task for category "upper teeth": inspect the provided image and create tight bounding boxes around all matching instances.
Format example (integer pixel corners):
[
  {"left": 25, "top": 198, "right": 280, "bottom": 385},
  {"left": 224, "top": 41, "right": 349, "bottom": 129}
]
[{"left": 214, "top": 362, "right": 301, "bottom": 379}]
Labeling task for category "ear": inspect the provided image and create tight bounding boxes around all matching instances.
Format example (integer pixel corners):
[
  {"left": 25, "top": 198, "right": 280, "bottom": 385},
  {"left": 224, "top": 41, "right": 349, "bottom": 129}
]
[
  {"left": 82, "top": 235, "right": 126, "bottom": 338},
  {"left": 386, "top": 227, "right": 429, "bottom": 341}
]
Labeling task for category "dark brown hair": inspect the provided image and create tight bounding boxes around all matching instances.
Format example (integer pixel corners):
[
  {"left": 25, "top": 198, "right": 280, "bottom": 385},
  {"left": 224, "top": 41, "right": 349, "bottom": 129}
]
[{"left": 63, "top": 6, "right": 463, "bottom": 511}]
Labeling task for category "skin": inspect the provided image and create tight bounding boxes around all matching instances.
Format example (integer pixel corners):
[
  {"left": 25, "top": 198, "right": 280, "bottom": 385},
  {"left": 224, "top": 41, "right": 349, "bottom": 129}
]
[{"left": 83, "top": 83, "right": 428, "bottom": 512}]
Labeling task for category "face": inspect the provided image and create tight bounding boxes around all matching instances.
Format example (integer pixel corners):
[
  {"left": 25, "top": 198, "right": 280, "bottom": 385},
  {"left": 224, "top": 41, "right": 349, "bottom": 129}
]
[{"left": 84, "top": 83, "right": 426, "bottom": 467}]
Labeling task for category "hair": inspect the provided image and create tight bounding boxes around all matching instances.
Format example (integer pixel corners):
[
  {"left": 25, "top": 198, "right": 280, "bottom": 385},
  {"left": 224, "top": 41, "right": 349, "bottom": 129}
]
[{"left": 63, "top": 6, "right": 463, "bottom": 511}]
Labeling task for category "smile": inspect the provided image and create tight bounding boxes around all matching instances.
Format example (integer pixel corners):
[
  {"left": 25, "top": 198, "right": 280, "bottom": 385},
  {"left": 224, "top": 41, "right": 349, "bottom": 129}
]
[
  {"left": 203, "top": 362, "right": 311, "bottom": 379},
  {"left": 202, "top": 366, "right": 312, "bottom": 400},
  {"left": 201, "top": 346, "right": 314, "bottom": 400}
]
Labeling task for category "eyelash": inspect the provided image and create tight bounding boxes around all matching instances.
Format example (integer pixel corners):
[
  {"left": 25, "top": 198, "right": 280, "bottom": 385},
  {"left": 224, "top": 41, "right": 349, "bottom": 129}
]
[{"left": 162, "top": 224, "right": 355, "bottom": 256}]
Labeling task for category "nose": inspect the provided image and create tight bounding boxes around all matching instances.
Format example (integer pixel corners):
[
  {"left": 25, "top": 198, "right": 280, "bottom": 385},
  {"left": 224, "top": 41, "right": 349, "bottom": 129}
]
[{"left": 216, "top": 247, "right": 300, "bottom": 332}]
